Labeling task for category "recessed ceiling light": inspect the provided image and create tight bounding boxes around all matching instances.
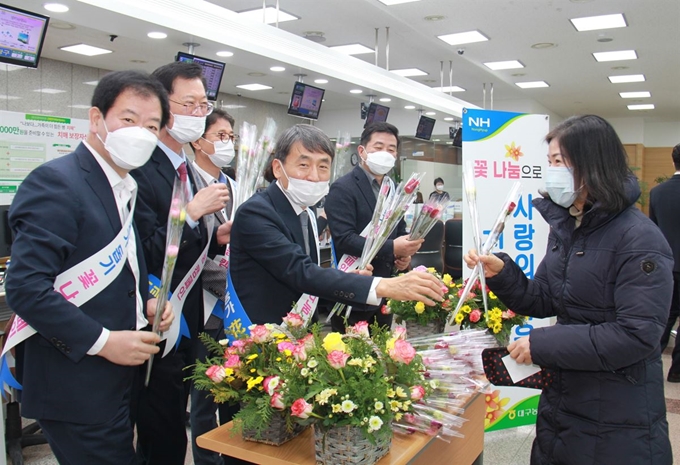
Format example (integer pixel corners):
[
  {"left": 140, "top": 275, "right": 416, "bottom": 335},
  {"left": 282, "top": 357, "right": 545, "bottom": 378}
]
[
  {"left": 303, "top": 31, "right": 326, "bottom": 43},
  {"left": 33, "top": 88, "right": 66, "bottom": 94},
  {"left": 248, "top": 72, "right": 267, "bottom": 77},
  {"left": 425, "top": 111, "right": 436, "bottom": 116},
  {"left": 270, "top": 66, "right": 286, "bottom": 72},
  {"left": 511, "top": 73, "right": 526, "bottom": 77},
  {"left": 60, "top": 44, "right": 113, "bottom": 56},
  {"left": 424, "top": 15, "right": 446, "bottom": 22},
  {"left": 431, "top": 86, "right": 465, "bottom": 93},
  {"left": 627, "top": 104, "right": 654, "bottom": 111},
  {"left": 236, "top": 84, "right": 272, "bottom": 91},
  {"left": 30, "top": 109, "right": 53, "bottom": 113},
  {"left": 277, "top": 91, "right": 289, "bottom": 95},
  {"left": 611, "top": 66, "right": 629, "bottom": 70},
  {"left": 349, "top": 89, "right": 363, "bottom": 94},
  {"left": 378, "top": 0, "right": 422, "bottom": 4},
  {"left": 570, "top": 13, "right": 627, "bottom": 32},
  {"left": 130, "top": 59, "right": 147, "bottom": 64},
  {"left": 68, "top": 104, "right": 91, "bottom": 109},
  {"left": 238, "top": 7, "right": 298, "bottom": 24},
  {"left": 147, "top": 32, "right": 167, "bottom": 39},
  {"left": 619, "top": 91, "right": 651, "bottom": 98},
  {"left": 404, "top": 105, "right": 416, "bottom": 110},
  {"left": 379, "top": 98, "right": 391, "bottom": 102},
  {"left": 597, "top": 35, "right": 614, "bottom": 43},
  {"left": 391, "top": 68, "right": 428, "bottom": 77},
  {"left": 437, "top": 30, "right": 489, "bottom": 46},
  {"left": 444, "top": 117, "right": 454, "bottom": 121},
  {"left": 44, "top": 3, "right": 69, "bottom": 13},
  {"left": 592, "top": 50, "right": 637, "bottom": 62},
  {"left": 330, "top": 44, "right": 374, "bottom": 55},
  {"left": 516, "top": 81, "right": 550, "bottom": 89},
  {"left": 531, "top": 42, "right": 556, "bottom": 49},
  {"left": 222, "top": 104, "right": 247, "bottom": 109},
  {"left": 216, "top": 51, "right": 234, "bottom": 57},
  {"left": 422, "top": 79, "right": 437, "bottom": 83},
  {"left": 608, "top": 74, "right": 645, "bottom": 83},
  {"left": 484, "top": 60, "right": 524, "bottom": 70},
  {"left": 314, "top": 79, "right": 329, "bottom": 84},
  {"left": 49, "top": 20, "right": 75, "bottom": 30},
  {"left": 83, "top": 80, "right": 99, "bottom": 86}
]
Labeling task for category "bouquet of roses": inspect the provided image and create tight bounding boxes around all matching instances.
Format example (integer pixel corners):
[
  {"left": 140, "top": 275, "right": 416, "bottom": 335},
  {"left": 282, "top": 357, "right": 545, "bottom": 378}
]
[
  {"left": 386, "top": 265, "right": 454, "bottom": 327},
  {"left": 331, "top": 131, "right": 353, "bottom": 184},
  {"left": 233, "top": 117, "right": 277, "bottom": 211},
  {"left": 408, "top": 198, "right": 449, "bottom": 241}
]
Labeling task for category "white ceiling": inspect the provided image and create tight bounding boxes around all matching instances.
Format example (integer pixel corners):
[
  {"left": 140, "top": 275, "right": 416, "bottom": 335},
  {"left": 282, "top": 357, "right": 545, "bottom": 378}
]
[{"left": 9, "top": 0, "right": 680, "bottom": 123}]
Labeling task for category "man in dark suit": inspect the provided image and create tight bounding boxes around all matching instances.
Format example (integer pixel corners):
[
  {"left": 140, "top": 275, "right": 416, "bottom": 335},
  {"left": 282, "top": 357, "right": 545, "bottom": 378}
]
[
  {"left": 325, "top": 122, "right": 423, "bottom": 332},
  {"left": 230, "top": 124, "right": 444, "bottom": 326},
  {"left": 5, "top": 70, "right": 173, "bottom": 465},
  {"left": 650, "top": 143, "right": 680, "bottom": 382},
  {"left": 131, "top": 62, "right": 230, "bottom": 465}
]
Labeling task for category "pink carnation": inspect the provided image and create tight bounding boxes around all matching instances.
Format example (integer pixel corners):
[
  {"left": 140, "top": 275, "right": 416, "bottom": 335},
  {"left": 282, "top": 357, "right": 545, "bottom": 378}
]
[
  {"left": 410, "top": 385, "right": 426, "bottom": 401},
  {"left": 263, "top": 375, "right": 280, "bottom": 396},
  {"left": 278, "top": 341, "right": 295, "bottom": 353},
  {"left": 223, "top": 355, "right": 241, "bottom": 369},
  {"left": 413, "top": 265, "right": 428, "bottom": 273},
  {"left": 250, "top": 325, "right": 271, "bottom": 343},
  {"left": 205, "top": 365, "right": 226, "bottom": 383},
  {"left": 389, "top": 339, "right": 416, "bottom": 364},
  {"left": 292, "top": 344, "right": 308, "bottom": 362},
  {"left": 392, "top": 326, "right": 407, "bottom": 340},
  {"left": 229, "top": 339, "right": 250, "bottom": 354},
  {"left": 504, "top": 309, "right": 516, "bottom": 319},
  {"left": 290, "top": 398, "right": 313, "bottom": 419},
  {"left": 271, "top": 392, "right": 285, "bottom": 410},
  {"left": 327, "top": 350, "right": 350, "bottom": 369},
  {"left": 282, "top": 312, "right": 304, "bottom": 328},
  {"left": 299, "top": 333, "right": 315, "bottom": 350},
  {"left": 469, "top": 309, "right": 482, "bottom": 323},
  {"left": 348, "top": 321, "right": 370, "bottom": 338}
]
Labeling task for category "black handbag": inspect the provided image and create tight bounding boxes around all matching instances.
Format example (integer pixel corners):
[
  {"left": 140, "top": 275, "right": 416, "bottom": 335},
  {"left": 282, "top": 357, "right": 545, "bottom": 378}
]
[{"left": 481, "top": 347, "right": 553, "bottom": 389}]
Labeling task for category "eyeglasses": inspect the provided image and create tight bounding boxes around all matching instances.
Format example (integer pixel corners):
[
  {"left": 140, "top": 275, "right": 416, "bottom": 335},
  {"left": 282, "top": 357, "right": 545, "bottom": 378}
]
[
  {"left": 203, "top": 132, "right": 239, "bottom": 143},
  {"left": 169, "top": 99, "right": 214, "bottom": 116}
]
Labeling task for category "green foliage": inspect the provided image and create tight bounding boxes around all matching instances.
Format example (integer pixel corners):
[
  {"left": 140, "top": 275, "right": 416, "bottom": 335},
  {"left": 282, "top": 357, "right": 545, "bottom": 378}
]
[{"left": 388, "top": 267, "right": 455, "bottom": 325}]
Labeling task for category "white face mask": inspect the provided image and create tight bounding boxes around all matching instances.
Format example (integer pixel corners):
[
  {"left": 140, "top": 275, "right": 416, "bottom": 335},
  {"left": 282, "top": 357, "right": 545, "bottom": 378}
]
[
  {"left": 435, "top": 184, "right": 444, "bottom": 191},
  {"left": 167, "top": 113, "right": 206, "bottom": 144},
  {"left": 364, "top": 150, "right": 396, "bottom": 175},
  {"left": 277, "top": 160, "right": 329, "bottom": 207},
  {"left": 202, "top": 138, "right": 235, "bottom": 168},
  {"left": 97, "top": 120, "right": 158, "bottom": 170},
  {"left": 545, "top": 166, "right": 578, "bottom": 208}
]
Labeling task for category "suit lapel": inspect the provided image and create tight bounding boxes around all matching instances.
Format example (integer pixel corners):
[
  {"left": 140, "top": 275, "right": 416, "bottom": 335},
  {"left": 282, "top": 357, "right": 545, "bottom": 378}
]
[
  {"left": 151, "top": 146, "right": 176, "bottom": 191},
  {"left": 268, "top": 183, "right": 306, "bottom": 250},
  {"left": 77, "top": 144, "right": 122, "bottom": 231},
  {"left": 353, "top": 165, "right": 377, "bottom": 212}
]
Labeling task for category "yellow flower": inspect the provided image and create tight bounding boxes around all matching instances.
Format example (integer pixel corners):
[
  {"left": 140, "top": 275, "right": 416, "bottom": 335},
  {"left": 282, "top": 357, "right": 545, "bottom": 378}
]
[
  {"left": 493, "top": 323, "right": 502, "bottom": 334},
  {"left": 442, "top": 274, "right": 452, "bottom": 286},
  {"left": 414, "top": 302, "right": 426, "bottom": 314},
  {"left": 386, "top": 337, "right": 397, "bottom": 351},
  {"left": 332, "top": 404, "right": 342, "bottom": 413},
  {"left": 322, "top": 332, "right": 347, "bottom": 353},
  {"left": 491, "top": 307, "right": 503, "bottom": 319},
  {"left": 427, "top": 267, "right": 436, "bottom": 273},
  {"left": 395, "top": 386, "right": 408, "bottom": 398},
  {"left": 461, "top": 305, "right": 471, "bottom": 314},
  {"left": 454, "top": 312, "right": 465, "bottom": 325},
  {"left": 246, "top": 376, "right": 264, "bottom": 391},
  {"left": 488, "top": 291, "right": 497, "bottom": 300},
  {"left": 246, "top": 353, "right": 258, "bottom": 362}
]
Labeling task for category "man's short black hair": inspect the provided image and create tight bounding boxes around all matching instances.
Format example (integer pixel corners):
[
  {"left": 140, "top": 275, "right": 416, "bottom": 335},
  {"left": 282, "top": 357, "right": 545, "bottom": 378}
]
[
  {"left": 263, "top": 124, "right": 335, "bottom": 183},
  {"left": 91, "top": 70, "right": 170, "bottom": 128},
  {"left": 672, "top": 143, "right": 680, "bottom": 171},
  {"left": 190, "top": 108, "right": 236, "bottom": 154},
  {"left": 434, "top": 177, "right": 444, "bottom": 185},
  {"left": 151, "top": 61, "right": 207, "bottom": 97},
  {"left": 360, "top": 122, "right": 401, "bottom": 149}
]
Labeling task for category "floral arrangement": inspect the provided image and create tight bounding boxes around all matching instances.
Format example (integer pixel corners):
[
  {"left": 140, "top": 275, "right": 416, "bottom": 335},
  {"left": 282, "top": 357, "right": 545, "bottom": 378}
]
[
  {"left": 386, "top": 265, "right": 454, "bottom": 327},
  {"left": 408, "top": 198, "right": 448, "bottom": 241},
  {"left": 448, "top": 278, "right": 528, "bottom": 346}
]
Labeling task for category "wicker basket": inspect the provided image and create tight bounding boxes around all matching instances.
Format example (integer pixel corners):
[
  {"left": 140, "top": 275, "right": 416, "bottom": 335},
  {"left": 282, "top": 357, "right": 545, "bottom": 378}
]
[
  {"left": 404, "top": 319, "right": 445, "bottom": 338},
  {"left": 241, "top": 410, "right": 306, "bottom": 446},
  {"left": 313, "top": 425, "right": 392, "bottom": 465}
]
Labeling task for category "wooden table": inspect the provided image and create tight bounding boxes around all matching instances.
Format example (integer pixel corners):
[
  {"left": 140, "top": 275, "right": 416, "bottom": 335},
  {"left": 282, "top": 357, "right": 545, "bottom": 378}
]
[{"left": 197, "top": 393, "right": 484, "bottom": 465}]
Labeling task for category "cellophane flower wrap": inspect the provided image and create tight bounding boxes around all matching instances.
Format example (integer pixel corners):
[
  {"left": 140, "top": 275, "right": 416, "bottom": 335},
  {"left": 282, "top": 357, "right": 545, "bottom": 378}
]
[
  {"left": 233, "top": 117, "right": 277, "bottom": 211},
  {"left": 331, "top": 131, "right": 353, "bottom": 184},
  {"left": 408, "top": 197, "right": 449, "bottom": 241},
  {"left": 386, "top": 265, "right": 454, "bottom": 326}
]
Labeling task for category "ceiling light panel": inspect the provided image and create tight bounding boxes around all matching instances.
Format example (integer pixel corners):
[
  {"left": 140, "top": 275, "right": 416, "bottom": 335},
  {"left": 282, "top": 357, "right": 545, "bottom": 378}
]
[
  {"left": 619, "top": 91, "right": 650, "bottom": 98},
  {"left": 592, "top": 50, "right": 637, "bottom": 62},
  {"left": 378, "top": 0, "right": 422, "bottom": 4},
  {"left": 391, "top": 68, "right": 428, "bottom": 77},
  {"left": 484, "top": 60, "right": 524, "bottom": 70},
  {"left": 34, "top": 88, "right": 66, "bottom": 94},
  {"left": 437, "top": 30, "right": 489, "bottom": 46},
  {"left": 44, "top": 3, "right": 69, "bottom": 12},
  {"left": 627, "top": 104, "right": 654, "bottom": 110},
  {"left": 147, "top": 32, "right": 167, "bottom": 39},
  {"left": 516, "top": 81, "right": 549, "bottom": 88},
  {"left": 270, "top": 66, "right": 286, "bottom": 72},
  {"left": 216, "top": 51, "right": 234, "bottom": 57},
  {"left": 238, "top": 7, "right": 298, "bottom": 24},
  {"left": 432, "top": 86, "right": 465, "bottom": 93},
  {"left": 349, "top": 89, "right": 363, "bottom": 94},
  {"left": 59, "top": 44, "right": 113, "bottom": 56},
  {"left": 608, "top": 74, "right": 645, "bottom": 83},
  {"left": 379, "top": 98, "right": 391, "bottom": 102},
  {"left": 235, "top": 83, "right": 272, "bottom": 91},
  {"left": 570, "top": 13, "right": 626, "bottom": 32},
  {"left": 329, "top": 44, "right": 374, "bottom": 55},
  {"left": 314, "top": 79, "right": 328, "bottom": 84}
]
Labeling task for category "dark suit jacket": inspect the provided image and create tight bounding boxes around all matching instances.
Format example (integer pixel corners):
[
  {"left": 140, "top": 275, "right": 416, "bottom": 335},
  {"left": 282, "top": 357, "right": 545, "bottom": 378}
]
[
  {"left": 230, "top": 182, "right": 374, "bottom": 325},
  {"left": 130, "top": 146, "right": 209, "bottom": 343},
  {"left": 324, "top": 165, "right": 407, "bottom": 312},
  {"left": 650, "top": 173, "right": 680, "bottom": 273},
  {"left": 6, "top": 143, "right": 148, "bottom": 424}
]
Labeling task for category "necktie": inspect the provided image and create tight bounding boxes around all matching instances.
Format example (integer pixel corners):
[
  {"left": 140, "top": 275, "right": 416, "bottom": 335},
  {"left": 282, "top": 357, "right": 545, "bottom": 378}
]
[
  {"left": 299, "top": 211, "right": 310, "bottom": 256},
  {"left": 177, "top": 162, "right": 188, "bottom": 182}
]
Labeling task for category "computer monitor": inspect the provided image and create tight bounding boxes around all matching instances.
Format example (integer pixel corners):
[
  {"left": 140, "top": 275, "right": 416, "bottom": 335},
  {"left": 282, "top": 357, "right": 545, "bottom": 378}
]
[
  {"left": 287, "top": 82, "right": 325, "bottom": 120},
  {"left": 415, "top": 115, "right": 436, "bottom": 141},
  {"left": 0, "top": 4, "right": 50, "bottom": 69},
  {"left": 363, "top": 103, "right": 390, "bottom": 128},
  {"left": 175, "top": 51, "right": 226, "bottom": 100}
]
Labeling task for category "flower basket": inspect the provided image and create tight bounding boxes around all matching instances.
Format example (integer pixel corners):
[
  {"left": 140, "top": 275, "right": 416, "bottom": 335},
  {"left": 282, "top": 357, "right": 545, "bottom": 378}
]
[
  {"left": 313, "top": 425, "right": 392, "bottom": 465},
  {"left": 241, "top": 407, "right": 306, "bottom": 445},
  {"left": 404, "top": 319, "right": 445, "bottom": 338}
]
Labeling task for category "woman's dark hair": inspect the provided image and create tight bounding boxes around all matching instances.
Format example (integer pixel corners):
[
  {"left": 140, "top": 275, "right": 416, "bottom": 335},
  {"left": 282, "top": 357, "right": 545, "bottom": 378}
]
[
  {"left": 263, "top": 124, "right": 335, "bottom": 183},
  {"left": 546, "top": 114, "right": 630, "bottom": 213},
  {"left": 91, "top": 70, "right": 170, "bottom": 129},
  {"left": 360, "top": 122, "right": 401, "bottom": 149},
  {"left": 434, "top": 177, "right": 444, "bottom": 185}
]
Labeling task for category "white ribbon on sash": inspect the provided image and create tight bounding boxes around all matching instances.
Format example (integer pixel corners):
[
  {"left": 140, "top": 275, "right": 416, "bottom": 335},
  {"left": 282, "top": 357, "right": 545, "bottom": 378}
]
[
  {"left": 290, "top": 208, "right": 321, "bottom": 325},
  {"left": 202, "top": 252, "right": 229, "bottom": 325}
]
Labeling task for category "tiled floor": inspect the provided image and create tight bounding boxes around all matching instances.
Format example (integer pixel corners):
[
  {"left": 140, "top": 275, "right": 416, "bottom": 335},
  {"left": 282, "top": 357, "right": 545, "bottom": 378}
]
[{"left": 12, "top": 347, "right": 680, "bottom": 465}]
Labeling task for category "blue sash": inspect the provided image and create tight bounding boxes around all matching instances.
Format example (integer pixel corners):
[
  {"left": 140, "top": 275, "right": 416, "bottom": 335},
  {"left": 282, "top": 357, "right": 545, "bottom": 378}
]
[
  {"left": 148, "top": 274, "right": 190, "bottom": 350},
  {"left": 223, "top": 268, "right": 252, "bottom": 342}
]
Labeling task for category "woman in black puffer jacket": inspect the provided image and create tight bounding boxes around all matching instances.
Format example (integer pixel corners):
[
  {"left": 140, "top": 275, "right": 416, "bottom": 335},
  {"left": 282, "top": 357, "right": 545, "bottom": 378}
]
[{"left": 466, "top": 115, "right": 673, "bottom": 465}]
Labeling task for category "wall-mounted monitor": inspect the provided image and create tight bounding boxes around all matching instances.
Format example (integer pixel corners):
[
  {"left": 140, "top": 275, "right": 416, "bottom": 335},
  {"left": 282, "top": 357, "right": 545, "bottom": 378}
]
[
  {"left": 287, "top": 82, "right": 325, "bottom": 120},
  {"left": 176, "top": 51, "right": 226, "bottom": 100},
  {"left": 415, "top": 115, "right": 436, "bottom": 141},
  {"left": 363, "top": 102, "right": 390, "bottom": 128},
  {"left": 0, "top": 4, "right": 49, "bottom": 69}
]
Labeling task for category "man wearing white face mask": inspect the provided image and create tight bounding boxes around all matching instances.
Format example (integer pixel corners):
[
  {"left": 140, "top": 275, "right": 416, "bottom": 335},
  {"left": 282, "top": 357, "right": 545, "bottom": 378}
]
[
  {"left": 229, "top": 124, "right": 444, "bottom": 327},
  {"left": 5, "top": 70, "right": 174, "bottom": 464},
  {"left": 130, "top": 62, "right": 231, "bottom": 465},
  {"left": 325, "top": 122, "right": 424, "bottom": 332}
]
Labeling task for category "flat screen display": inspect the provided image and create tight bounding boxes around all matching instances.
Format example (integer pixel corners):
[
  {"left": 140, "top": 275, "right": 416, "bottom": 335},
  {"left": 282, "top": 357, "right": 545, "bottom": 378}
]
[
  {"left": 287, "top": 82, "right": 325, "bottom": 120},
  {"left": 176, "top": 51, "right": 226, "bottom": 100},
  {"left": 0, "top": 4, "right": 49, "bottom": 68},
  {"left": 363, "top": 102, "right": 390, "bottom": 128},
  {"left": 415, "top": 115, "right": 436, "bottom": 141}
]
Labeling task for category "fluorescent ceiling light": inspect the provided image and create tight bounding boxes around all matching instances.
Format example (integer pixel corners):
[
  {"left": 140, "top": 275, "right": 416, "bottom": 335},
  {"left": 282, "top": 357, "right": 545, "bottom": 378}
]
[
  {"left": 314, "top": 79, "right": 328, "bottom": 84},
  {"left": 235, "top": 83, "right": 272, "bottom": 91},
  {"left": 608, "top": 74, "right": 645, "bottom": 83},
  {"left": 30, "top": 109, "right": 53, "bottom": 113},
  {"left": 68, "top": 104, "right": 91, "bottom": 109},
  {"left": 216, "top": 51, "right": 234, "bottom": 57},
  {"left": 425, "top": 111, "right": 436, "bottom": 116},
  {"left": 627, "top": 104, "right": 654, "bottom": 110},
  {"left": 60, "top": 44, "right": 113, "bottom": 56},
  {"left": 238, "top": 7, "right": 298, "bottom": 24},
  {"left": 329, "top": 44, "right": 374, "bottom": 55},
  {"left": 44, "top": 3, "right": 69, "bottom": 12},
  {"left": 270, "top": 66, "right": 286, "bottom": 72},
  {"left": 592, "top": 50, "right": 637, "bottom": 62},
  {"left": 404, "top": 105, "right": 416, "bottom": 109},
  {"left": 444, "top": 117, "right": 454, "bottom": 121},
  {"left": 349, "top": 89, "right": 363, "bottom": 94},
  {"left": 437, "top": 30, "right": 488, "bottom": 46},
  {"left": 432, "top": 86, "right": 465, "bottom": 93},
  {"left": 378, "top": 0, "right": 422, "bottom": 4},
  {"left": 484, "top": 60, "right": 524, "bottom": 70},
  {"left": 147, "top": 32, "right": 167, "bottom": 39},
  {"left": 379, "top": 98, "right": 391, "bottom": 102},
  {"left": 570, "top": 13, "right": 626, "bottom": 32},
  {"left": 83, "top": 80, "right": 99, "bottom": 86},
  {"left": 516, "top": 81, "right": 549, "bottom": 89},
  {"left": 33, "top": 88, "right": 66, "bottom": 94},
  {"left": 619, "top": 91, "right": 650, "bottom": 98},
  {"left": 222, "top": 104, "right": 246, "bottom": 109},
  {"left": 0, "top": 95, "right": 21, "bottom": 100},
  {"left": 391, "top": 68, "right": 428, "bottom": 77}
]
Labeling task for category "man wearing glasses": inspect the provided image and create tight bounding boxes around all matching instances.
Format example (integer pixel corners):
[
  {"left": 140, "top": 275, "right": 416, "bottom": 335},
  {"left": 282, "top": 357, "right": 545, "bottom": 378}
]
[{"left": 131, "top": 61, "right": 230, "bottom": 465}]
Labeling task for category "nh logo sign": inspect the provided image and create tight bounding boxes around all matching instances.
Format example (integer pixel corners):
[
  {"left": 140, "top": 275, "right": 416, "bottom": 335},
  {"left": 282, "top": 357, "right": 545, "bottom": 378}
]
[{"left": 468, "top": 117, "right": 491, "bottom": 128}]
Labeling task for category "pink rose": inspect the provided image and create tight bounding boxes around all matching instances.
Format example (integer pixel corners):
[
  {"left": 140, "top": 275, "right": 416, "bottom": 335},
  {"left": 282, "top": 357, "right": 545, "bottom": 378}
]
[
  {"left": 166, "top": 245, "right": 179, "bottom": 257},
  {"left": 505, "top": 309, "right": 516, "bottom": 319},
  {"left": 348, "top": 321, "right": 370, "bottom": 338},
  {"left": 422, "top": 204, "right": 433, "bottom": 214},
  {"left": 282, "top": 312, "right": 304, "bottom": 328},
  {"left": 278, "top": 341, "right": 295, "bottom": 353},
  {"left": 290, "top": 398, "right": 313, "bottom": 419},
  {"left": 205, "top": 365, "right": 226, "bottom": 383},
  {"left": 271, "top": 392, "right": 285, "bottom": 410},
  {"left": 457, "top": 288, "right": 475, "bottom": 301},
  {"left": 380, "top": 304, "right": 391, "bottom": 315},
  {"left": 392, "top": 326, "right": 407, "bottom": 340},
  {"left": 413, "top": 265, "right": 428, "bottom": 273},
  {"left": 389, "top": 339, "right": 416, "bottom": 364},
  {"left": 299, "top": 333, "right": 315, "bottom": 350},
  {"left": 507, "top": 202, "right": 517, "bottom": 215},
  {"left": 292, "top": 344, "right": 308, "bottom": 361},
  {"left": 469, "top": 309, "right": 482, "bottom": 323},
  {"left": 410, "top": 385, "right": 426, "bottom": 401},
  {"left": 327, "top": 350, "right": 350, "bottom": 369},
  {"left": 230, "top": 339, "right": 250, "bottom": 354},
  {"left": 263, "top": 376, "right": 280, "bottom": 396},
  {"left": 250, "top": 325, "right": 271, "bottom": 343},
  {"left": 223, "top": 355, "right": 241, "bottom": 369}
]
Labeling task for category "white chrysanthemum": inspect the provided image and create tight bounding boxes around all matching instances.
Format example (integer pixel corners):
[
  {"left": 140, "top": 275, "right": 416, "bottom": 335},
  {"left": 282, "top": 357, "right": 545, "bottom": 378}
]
[
  {"left": 307, "top": 359, "right": 318, "bottom": 368},
  {"left": 341, "top": 400, "right": 356, "bottom": 413},
  {"left": 368, "top": 416, "right": 383, "bottom": 432},
  {"left": 374, "top": 401, "right": 384, "bottom": 411}
]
